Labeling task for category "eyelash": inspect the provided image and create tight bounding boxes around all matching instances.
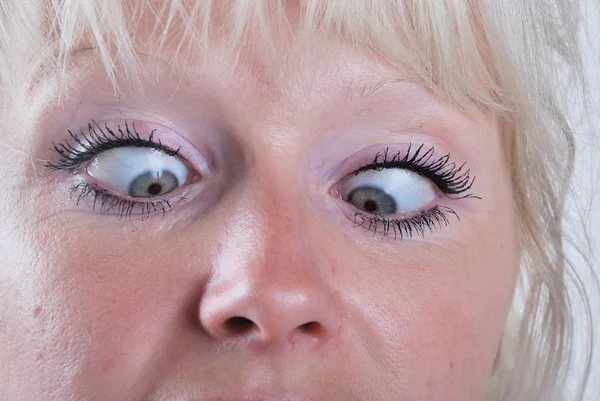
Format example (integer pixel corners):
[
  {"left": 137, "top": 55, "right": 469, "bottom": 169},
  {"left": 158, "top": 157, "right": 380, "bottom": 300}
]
[
  {"left": 352, "top": 205, "right": 459, "bottom": 240},
  {"left": 69, "top": 182, "right": 173, "bottom": 220},
  {"left": 351, "top": 144, "right": 479, "bottom": 199},
  {"left": 45, "top": 121, "right": 181, "bottom": 171},
  {"left": 46, "top": 124, "right": 479, "bottom": 232},
  {"left": 46, "top": 122, "right": 183, "bottom": 220},
  {"left": 346, "top": 144, "right": 480, "bottom": 240}
]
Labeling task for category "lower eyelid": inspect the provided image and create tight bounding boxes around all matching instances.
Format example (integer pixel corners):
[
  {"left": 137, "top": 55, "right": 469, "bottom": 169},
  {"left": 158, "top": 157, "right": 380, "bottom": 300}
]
[
  {"left": 66, "top": 178, "right": 201, "bottom": 219},
  {"left": 330, "top": 188, "right": 460, "bottom": 240},
  {"left": 353, "top": 205, "right": 459, "bottom": 240}
]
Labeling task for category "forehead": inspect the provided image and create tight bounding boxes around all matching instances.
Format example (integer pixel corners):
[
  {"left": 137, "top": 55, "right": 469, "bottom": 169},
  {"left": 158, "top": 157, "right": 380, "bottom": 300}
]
[{"left": 18, "top": 0, "right": 501, "bottom": 116}]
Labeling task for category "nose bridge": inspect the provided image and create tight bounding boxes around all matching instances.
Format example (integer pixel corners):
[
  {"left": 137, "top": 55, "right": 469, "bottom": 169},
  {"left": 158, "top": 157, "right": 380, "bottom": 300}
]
[
  {"left": 211, "top": 154, "right": 313, "bottom": 283},
  {"left": 258, "top": 177, "right": 307, "bottom": 271},
  {"left": 232, "top": 174, "right": 317, "bottom": 302},
  {"left": 198, "top": 171, "right": 340, "bottom": 346}
]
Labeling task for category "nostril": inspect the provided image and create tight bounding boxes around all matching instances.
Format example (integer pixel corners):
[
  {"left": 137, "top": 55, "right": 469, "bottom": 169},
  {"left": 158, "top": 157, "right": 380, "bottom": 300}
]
[
  {"left": 225, "top": 316, "right": 255, "bottom": 335},
  {"left": 298, "top": 321, "right": 322, "bottom": 335}
]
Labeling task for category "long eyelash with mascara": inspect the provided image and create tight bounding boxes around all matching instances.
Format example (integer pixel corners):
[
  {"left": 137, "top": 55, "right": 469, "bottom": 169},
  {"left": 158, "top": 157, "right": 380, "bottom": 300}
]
[
  {"left": 347, "top": 144, "right": 480, "bottom": 240},
  {"left": 352, "top": 143, "right": 480, "bottom": 200},
  {"left": 45, "top": 121, "right": 181, "bottom": 171},
  {"left": 352, "top": 205, "right": 460, "bottom": 240},
  {"left": 68, "top": 182, "right": 173, "bottom": 221},
  {"left": 45, "top": 122, "right": 181, "bottom": 220}
]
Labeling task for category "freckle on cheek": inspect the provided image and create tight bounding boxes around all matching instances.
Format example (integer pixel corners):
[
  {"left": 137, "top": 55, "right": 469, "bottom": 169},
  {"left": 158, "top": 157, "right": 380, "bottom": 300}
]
[
  {"left": 102, "top": 359, "right": 115, "bottom": 373},
  {"left": 32, "top": 306, "right": 42, "bottom": 318},
  {"left": 425, "top": 379, "right": 432, "bottom": 388}
]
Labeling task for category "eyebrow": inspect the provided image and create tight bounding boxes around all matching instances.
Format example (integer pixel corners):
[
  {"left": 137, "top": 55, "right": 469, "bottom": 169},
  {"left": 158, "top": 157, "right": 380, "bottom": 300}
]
[
  {"left": 343, "top": 78, "right": 416, "bottom": 104},
  {"left": 65, "top": 46, "right": 193, "bottom": 87},
  {"left": 64, "top": 46, "right": 435, "bottom": 121}
]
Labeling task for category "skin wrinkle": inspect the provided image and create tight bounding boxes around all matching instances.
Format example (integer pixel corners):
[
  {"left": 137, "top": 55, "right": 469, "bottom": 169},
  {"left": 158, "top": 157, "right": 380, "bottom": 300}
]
[{"left": 0, "top": 5, "right": 520, "bottom": 401}]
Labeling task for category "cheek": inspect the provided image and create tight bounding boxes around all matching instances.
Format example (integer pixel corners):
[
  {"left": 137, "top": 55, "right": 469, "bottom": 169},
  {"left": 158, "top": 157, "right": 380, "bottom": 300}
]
[
  {"left": 0, "top": 213, "right": 206, "bottom": 398},
  {"left": 333, "top": 205, "right": 519, "bottom": 398},
  {"left": 58, "top": 238, "right": 198, "bottom": 392}
]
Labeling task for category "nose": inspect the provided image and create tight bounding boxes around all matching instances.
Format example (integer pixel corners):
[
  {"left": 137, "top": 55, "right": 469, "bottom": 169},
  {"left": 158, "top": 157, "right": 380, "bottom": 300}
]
[
  {"left": 198, "top": 209, "right": 341, "bottom": 349},
  {"left": 199, "top": 277, "right": 339, "bottom": 346}
]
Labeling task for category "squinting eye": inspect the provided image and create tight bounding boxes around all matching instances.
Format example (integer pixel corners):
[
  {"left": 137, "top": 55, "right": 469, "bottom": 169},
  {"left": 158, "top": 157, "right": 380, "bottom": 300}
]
[
  {"left": 342, "top": 169, "right": 437, "bottom": 216},
  {"left": 87, "top": 147, "right": 191, "bottom": 198}
]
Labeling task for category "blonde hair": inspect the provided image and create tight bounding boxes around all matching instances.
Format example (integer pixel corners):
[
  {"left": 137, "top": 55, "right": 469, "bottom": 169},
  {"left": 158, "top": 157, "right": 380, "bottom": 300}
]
[{"left": 0, "top": 1, "right": 596, "bottom": 400}]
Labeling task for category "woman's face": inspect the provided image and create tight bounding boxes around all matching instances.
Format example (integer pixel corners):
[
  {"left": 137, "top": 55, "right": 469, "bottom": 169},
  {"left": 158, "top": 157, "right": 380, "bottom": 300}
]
[{"left": 0, "top": 7, "right": 519, "bottom": 401}]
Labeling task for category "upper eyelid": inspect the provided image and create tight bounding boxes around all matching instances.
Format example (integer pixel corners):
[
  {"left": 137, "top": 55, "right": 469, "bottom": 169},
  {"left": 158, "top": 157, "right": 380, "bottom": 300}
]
[
  {"left": 47, "top": 122, "right": 478, "bottom": 198},
  {"left": 346, "top": 144, "right": 480, "bottom": 200},
  {"left": 45, "top": 121, "right": 184, "bottom": 171}
]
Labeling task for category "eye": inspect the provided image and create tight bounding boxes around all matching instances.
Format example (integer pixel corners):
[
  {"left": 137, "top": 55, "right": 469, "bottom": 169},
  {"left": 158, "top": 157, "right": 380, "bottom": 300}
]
[
  {"left": 331, "top": 145, "right": 479, "bottom": 240},
  {"left": 341, "top": 169, "right": 437, "bottom": 216},
  {"left": 87, "top": 147, "right": 191, "bottom": 198}
]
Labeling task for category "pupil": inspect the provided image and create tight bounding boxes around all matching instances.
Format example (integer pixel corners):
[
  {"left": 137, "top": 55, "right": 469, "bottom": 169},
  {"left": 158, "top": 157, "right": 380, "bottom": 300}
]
[
  {"left": 148, "top": 183, "right": 163, "bottom": 196},
  {"left": 363, "top": 199, "right": 378, "bottom": 212}
]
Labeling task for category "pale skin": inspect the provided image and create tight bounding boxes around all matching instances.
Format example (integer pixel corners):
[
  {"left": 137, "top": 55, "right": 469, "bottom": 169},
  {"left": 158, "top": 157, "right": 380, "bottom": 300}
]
[{"left": 0, "top": 7, "right": 519, "bottom": 401}]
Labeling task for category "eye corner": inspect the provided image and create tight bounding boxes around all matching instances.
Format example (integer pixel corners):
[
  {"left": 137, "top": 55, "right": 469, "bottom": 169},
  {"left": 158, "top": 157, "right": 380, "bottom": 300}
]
[{"left": 328, "top": 183, "right": 344, "bottom": 199}]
